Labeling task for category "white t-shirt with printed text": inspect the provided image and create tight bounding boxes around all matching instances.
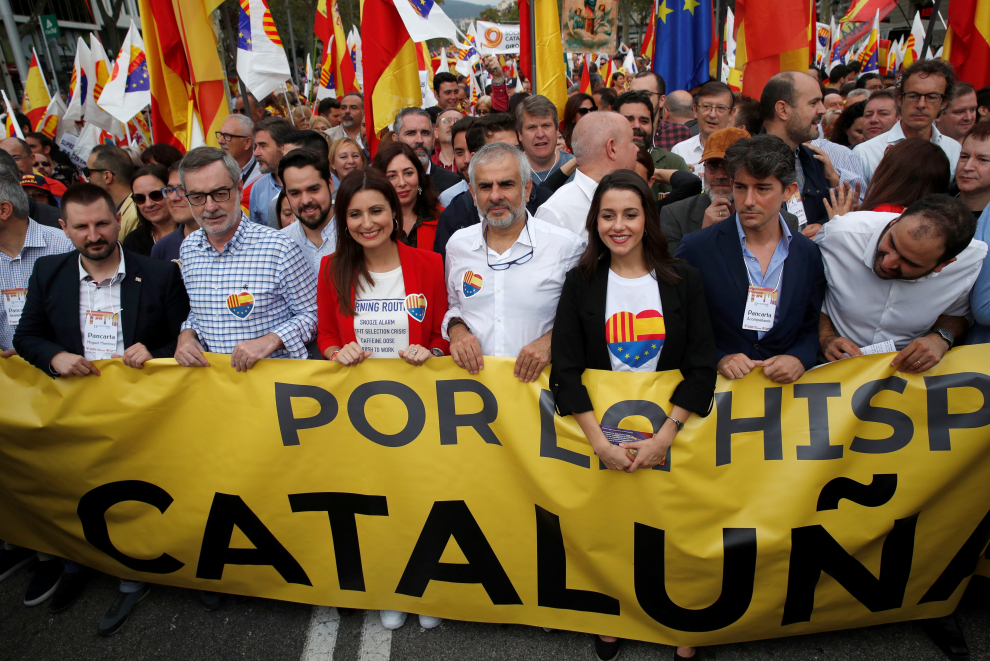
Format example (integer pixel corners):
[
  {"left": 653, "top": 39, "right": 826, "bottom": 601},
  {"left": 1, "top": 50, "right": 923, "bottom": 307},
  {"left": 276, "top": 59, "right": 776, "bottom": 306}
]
[{"left": 353, "top": 267, "right": 409, "bottom": 358}]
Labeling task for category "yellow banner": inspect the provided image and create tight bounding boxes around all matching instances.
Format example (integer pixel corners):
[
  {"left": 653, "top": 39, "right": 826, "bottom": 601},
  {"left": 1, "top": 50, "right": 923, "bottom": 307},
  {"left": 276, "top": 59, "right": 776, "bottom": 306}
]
[{"left": 2, "top": 348, "right": 990, "bottom": 647}]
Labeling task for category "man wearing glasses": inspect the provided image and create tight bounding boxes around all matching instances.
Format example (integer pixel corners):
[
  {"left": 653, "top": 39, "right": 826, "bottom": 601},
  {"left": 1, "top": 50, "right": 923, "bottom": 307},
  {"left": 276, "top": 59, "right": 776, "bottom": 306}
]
[
  {"left": 84, "top": 144, "right": 140, "bottom": 240},
  {"left": 671, "top": 81, "right": 736, "bottom": 176},
  {"left": 216, "top": 114, "right": 263, "bottom": 190},
  {"left": 173, "top": 147, "right": 317, "bottom": 370},
  {"left": 150, "top": 163, "right": 199, "bottom": 264},
  {"left": 854, "top": 60, "right": 962, "bottom": 184},
  {"left": 442, "top": 142, "right": 585, "bottom": 383}
]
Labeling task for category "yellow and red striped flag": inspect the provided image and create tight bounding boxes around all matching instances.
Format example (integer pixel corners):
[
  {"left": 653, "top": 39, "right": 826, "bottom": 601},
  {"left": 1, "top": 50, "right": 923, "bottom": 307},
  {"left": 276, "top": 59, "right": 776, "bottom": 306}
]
[
  {"left": 21, "top": 49, "right": 52, "bottom": 132},
  {"left": 944, "top": 0, "right": 990, "bottom": 87},
  {"left": 2, "top": 91, "right": 24, "bottom": 138}
]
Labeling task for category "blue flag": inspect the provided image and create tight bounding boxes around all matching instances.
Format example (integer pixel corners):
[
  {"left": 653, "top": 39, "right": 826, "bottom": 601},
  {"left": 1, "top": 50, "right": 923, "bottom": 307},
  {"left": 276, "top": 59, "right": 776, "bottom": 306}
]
[{"left": 652, "top": 0, "right": 713, "bottom": 93}]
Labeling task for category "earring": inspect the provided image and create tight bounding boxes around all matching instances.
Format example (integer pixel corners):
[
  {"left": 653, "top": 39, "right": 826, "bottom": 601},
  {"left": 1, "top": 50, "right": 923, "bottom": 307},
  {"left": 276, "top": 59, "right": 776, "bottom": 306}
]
[
  {"left": 417, "top": 186, "right": 422, "bottom": 195},
  {"left": 393, "top": 217, "right": 399, "bottom": 231},
  {"left": 344, "top": 227, "right": 350, "bottom": 236}
]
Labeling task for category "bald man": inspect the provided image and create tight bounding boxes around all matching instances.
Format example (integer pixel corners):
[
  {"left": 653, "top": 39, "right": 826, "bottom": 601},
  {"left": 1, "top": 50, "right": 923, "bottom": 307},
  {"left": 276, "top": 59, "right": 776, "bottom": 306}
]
[
  {"left": 535, "top": 111, "right": 640, "bottom": 238},
  {"left": 665, "top": 90, "right": 698, "bottom": 133}
]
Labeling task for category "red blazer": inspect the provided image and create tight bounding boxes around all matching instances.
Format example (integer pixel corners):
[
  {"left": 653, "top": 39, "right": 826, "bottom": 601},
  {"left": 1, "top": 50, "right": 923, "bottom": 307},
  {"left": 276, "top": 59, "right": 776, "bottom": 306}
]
[{"left": 317, "top": 241, "right": 450, "bottom": 357}]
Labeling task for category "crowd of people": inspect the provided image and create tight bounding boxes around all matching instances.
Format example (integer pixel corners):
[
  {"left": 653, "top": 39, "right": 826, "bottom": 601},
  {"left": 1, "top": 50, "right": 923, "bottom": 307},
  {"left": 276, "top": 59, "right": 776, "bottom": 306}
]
[{"left": 1, "top": 51, "right": 990, "bottom": 660}]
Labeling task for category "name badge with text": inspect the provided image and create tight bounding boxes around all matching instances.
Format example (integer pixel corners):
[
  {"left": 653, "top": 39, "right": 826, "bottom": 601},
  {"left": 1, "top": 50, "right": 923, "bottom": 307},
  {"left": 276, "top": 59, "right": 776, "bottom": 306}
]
[
  {"left": 84, "top": 311, "right": 119, "bottom": 359},
  {"left": 2, "top": 288, "right": 27, "bottom": 326},
  {"left": 743, "top": 286, "right": 777, "bottom": 332}
]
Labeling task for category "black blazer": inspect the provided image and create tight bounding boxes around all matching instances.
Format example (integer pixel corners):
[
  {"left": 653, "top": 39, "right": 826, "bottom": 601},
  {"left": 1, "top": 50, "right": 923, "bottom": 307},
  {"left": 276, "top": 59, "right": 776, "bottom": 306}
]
[
  {"left": 13, "top": 248, "right": 189, "bottom": 374},
  {"left": 550, "top": 257, "right": 717, "bottom": 417},
  {"left": 674, "top": 216, "right": 825, "bottom": 369}
]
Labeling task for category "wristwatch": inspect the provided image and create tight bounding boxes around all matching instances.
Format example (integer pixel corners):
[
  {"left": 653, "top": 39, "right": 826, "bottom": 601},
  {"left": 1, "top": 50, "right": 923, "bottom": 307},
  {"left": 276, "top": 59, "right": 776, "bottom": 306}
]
[
  {"left": 430, "top": 348, "right": 445, "bottom": 358},
  {"left": 930, "top": 327, "right": 955, "bottom": 348},
  {"left": 667, "top": 415, "right": 684, "bottom": 432}
]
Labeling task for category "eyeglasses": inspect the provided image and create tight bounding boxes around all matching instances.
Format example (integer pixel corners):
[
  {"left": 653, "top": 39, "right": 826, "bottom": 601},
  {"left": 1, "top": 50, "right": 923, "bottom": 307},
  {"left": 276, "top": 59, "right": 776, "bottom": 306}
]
[
  {"left": 215, "top": 131, "right": 249, "bottom": 142},
  {"left": 132, "top": 190, "right": 166, "bottom": 205},
  {"left": 161, "top": 186, "right": 185, "bottom": 198},
  {"left": 902, "top": 92, "right": 946, "bottom": 105},
  {"left": 438, "top": 117, "right": 457, "bottom": 125},
  {"left": 82, "top": 167, "right": 109, "bottom": 177},
  {"left": 484, "top": 225, "right": 534, "bottom": 270},
  {"left": 184, "top": 186, "right": 234, "bottom": 206},
  {"left": 577, "top": 106, "right": 597, "bottom": 116},
  {"left": 703, "top": 159, "right": 726, "bottom": 175},
  {"left": 697, "top": 103, "right": 732, "bottom": 115}
]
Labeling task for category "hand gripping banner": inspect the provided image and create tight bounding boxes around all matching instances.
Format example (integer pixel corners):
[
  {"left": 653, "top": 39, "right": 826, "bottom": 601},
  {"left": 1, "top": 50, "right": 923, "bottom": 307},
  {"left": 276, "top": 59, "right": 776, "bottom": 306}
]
[{"left": 2, "top": 348, "right": 990, "bottom": 647}]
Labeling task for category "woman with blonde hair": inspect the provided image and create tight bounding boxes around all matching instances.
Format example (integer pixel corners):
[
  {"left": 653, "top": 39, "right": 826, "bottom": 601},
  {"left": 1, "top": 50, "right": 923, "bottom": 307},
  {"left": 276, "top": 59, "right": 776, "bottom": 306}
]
[
  {"left": 290, "top": 106, "right": 311, "bottom": 130},
  {"left": 329, "top": 137, "right": 367, "bottom": 188}
]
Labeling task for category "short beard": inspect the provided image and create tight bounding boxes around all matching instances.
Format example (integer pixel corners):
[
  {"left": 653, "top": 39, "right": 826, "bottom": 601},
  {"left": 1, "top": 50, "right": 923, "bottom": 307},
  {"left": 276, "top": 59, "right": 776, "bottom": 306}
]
[
  {"left": 483, "top": 201, "right": 525, "bottom": 228},
  {"left": 297, "top": 204, "right": 331, "bottom": 230},
  {"left": 81, "top": 240, "right": 116, "bottom": 261},
  {"left": 706, "top": 187, "right": 732, "bottom": 204},
  {"left": 342, "top": 116, "right": 355, "bottom": 128},
  {"left": 198, "top": 208, "right": 239, "bottom": 236}
]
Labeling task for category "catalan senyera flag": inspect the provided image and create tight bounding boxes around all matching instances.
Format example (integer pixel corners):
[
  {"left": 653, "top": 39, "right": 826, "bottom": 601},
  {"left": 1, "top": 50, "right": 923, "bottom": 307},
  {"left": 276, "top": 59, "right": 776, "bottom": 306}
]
[
  {"left": 2, "top": 90, "right": 24, "bottom": 139},
  {"left": 859, "top": 10, "right": 880, "bottom": 74},
  {"left": 138, "top": 0, "right": 229, "bottom": 151},
  {"left": 901, "top": 11, "right": 926, "bottom": 69},
  {"left": 22, "top": 49, "right": 51, "bottom": 132},
  {"left": 839, "top": 0, "right": 897, "bottom": 23},
  {"left": 733, "top": 0, "right": 811, "bottom": 99},
  {"left": 64, "top": 38, "right": 90, "bottom": 125},
  {"left": 944, "top": 0, "right": 990, "bottom": 88},
  {"left": 236, "top": 0, "right": 292, "bottom": 101},
  {"left": 362, "top": 0, "right": 422, "bottom": 156},
  {"left": 518, "top": 0, "right": 567, "bottom": 119},
  {"left": 316, "top": 35, "right": 337, "bottom": 100},
  {"left": 86, "top": 35, "right": 116, "bottom": 131},
  {"left": 38, "top": 94, "right": 66, "bottom": 140},
  {"left": 98, "top": 20, "right": 152, "bottom": 124},
  {"left": 330, "top": 0, "right": 359, "bottom": 93},
  {"left": 602, "top": 57, "right": 614, "bottom": 87}
]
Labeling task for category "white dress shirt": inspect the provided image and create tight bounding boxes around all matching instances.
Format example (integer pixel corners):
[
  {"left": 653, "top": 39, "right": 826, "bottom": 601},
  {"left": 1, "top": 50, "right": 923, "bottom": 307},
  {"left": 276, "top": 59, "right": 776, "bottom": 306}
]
[
  {"left": 78, "top": 248, "right": 126, "bottom": 359},
  {"left": 814, "top": 211, "right": 988, "bottom": 349},
  {"left": 671, "top": 134, "right": 704, "bottom": 176},
  {"left": 534, "top": 168, "right": 599, "bottom": 239},
  {"left": 853, "top": 120, "right": 962, "bottom": 184},
  {"left": 443, "top": 214, "right": 585, "bottom": 357}
]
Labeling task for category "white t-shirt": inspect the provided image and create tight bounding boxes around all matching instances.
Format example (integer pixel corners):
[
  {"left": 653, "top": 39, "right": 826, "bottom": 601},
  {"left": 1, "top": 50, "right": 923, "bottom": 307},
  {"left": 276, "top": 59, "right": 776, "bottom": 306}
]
[
  {"left": 604, "top": 270, "right": 665, "bottom": 372},
  {"left": 353, "top": 267, "right": 409, "bottom": 358}
]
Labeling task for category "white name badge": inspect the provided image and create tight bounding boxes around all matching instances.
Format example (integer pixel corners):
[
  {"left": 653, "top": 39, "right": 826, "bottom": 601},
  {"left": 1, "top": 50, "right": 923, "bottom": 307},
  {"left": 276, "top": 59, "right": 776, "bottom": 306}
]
[
  {"left": 84, "top": 310, "right": 119, "bottom": 359},
  {"left": 787, "top": 193, "right": 808, "bottom": 228},
  {"left": 742, "top": 286, "right": 778, "bottom": 332},
  {"left": 2, "top": 288, "right": 27, "bottom": 326}
]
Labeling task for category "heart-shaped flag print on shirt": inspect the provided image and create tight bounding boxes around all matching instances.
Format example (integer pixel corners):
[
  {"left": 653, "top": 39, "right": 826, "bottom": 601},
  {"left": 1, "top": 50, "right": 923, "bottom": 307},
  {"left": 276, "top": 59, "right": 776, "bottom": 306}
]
[
  {"left": 226, "top": 291, "right": 255, "bottom": 319},
  {"left": 405, "top": 293, "right": 427, "bottom": 322},
  {"left": 605, "top": 310, "right": 665, "bottom": 368}
]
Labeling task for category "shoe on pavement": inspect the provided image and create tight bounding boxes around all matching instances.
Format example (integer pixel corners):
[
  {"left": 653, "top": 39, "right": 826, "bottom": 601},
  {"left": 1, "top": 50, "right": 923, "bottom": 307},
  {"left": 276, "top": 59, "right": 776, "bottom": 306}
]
[
  {"left": 594, "top": 636, "right": 621, "bottom": 661},
  {"left": 0, "top": 547, "right": 36, "bottom": 583},
  {"left": 337, "top": 607, "right": 356, "bottom": 617},
  {"left": 418, "top": 614, "right": 442, "bottom": 629},
  {"left": 380, "top": 610, "right": 408, "bottom": 629},
  {"left": 197, "top": 590, "right": 225, "bottom": 611},
  {"left": 921, "top": 614, "right": 969, "bottom": 659},
  {"left": 49, "top": 568, "right": 95, "bottom": 613},
  {"left": 24, "top": 559, "right": 63, "bottom": 606},
  {"left": 98, "top": 585, "right": 151, "bottom": 637}
]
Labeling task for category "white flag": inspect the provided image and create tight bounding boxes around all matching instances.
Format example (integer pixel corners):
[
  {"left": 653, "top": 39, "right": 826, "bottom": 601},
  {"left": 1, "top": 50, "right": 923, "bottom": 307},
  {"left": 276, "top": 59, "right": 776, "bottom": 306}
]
[
  {"left": 63, "top": 38, "right": 90, "bottom": 125},
  {"left": 391, "top": 0, "right": 458, "bottom": 44},
  {"left": 86, "top": 35, "right": 116, "bottom": 131},
  {"left": 236, "top": 0, "right": 293, "bottom": 101},
  {"left": 97, "top": 21, "right": 151, "bottom": 124}
]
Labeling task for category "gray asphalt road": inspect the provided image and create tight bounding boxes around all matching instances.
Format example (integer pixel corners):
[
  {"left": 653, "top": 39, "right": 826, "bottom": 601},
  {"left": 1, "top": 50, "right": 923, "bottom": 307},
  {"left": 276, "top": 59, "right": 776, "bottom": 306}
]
[{"left": 2, "top": 566, "right": 988, "bottom": 661}]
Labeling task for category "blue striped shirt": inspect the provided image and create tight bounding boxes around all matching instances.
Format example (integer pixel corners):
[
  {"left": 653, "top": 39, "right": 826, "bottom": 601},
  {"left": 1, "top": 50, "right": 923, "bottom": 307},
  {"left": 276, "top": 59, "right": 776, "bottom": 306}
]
[
  {"left": 179, "top": 219, "right": 317, "bottom": 359},
  {"left": 1, "top": 219, "right": 73, "bottom": 351}
]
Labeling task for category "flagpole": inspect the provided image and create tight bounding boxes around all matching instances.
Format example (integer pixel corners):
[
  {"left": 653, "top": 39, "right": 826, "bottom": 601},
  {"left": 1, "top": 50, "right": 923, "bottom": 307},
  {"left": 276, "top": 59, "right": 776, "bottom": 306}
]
[
  {"left": 527, "top": 0, "right": 536, "bottom": 91},
  {"left": 715, "top": 0, "right": 725, "bottom": 82},
  {"left": 918, "top": 0, "right": 943, "bottom": 61},
  {"left": 282, "top": 0, "right": 300, "bottom": 88},
  {"left": 37, "top": 17, "right": 61, "bottom": 96}
]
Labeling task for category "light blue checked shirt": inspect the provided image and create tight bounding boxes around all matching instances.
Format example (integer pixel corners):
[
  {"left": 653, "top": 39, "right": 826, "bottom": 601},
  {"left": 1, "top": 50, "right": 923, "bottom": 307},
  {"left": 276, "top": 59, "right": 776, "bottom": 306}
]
[
  {"left": 179, "top": 219, "right": 317, "bottom": 359},
  {"left": 1, "top": 219, "right": 73, "bottom": 351}
]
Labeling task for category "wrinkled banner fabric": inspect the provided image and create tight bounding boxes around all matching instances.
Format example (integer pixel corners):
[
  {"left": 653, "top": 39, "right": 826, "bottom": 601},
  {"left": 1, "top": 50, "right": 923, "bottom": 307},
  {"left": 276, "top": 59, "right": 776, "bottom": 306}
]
[{"left": 2, "top": 348, "right": 990, "bottom": 647}]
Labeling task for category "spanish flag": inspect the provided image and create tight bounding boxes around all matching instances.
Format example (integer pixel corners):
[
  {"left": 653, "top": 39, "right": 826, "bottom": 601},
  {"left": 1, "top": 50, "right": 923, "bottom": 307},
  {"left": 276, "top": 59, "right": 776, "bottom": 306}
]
[
  {"left": 640, "top": 2, "right": 657, "bottom": 61},
  {"left": 518, "top": 0, "right": 567, "bottom": 115},
  {"left": 944, "top": 0, "right": 990, "bottom": 88},
  {"left": 361, "top": 0, "right": 421, "bottom": 156},
  {"left": 579, "top": 54, "right": 592, "bottom": 95},
  {"left": 21, "top": 49, "right": 51, "bottom": 132},
  {"left": 138, "top": 0, "right": 228, "bottom": 151},
  {"left": 733, "top": 0, "right": 812, "bottom": 99},
  {"left": 316, "top": 0, "right": 359, "bottom": 96}
]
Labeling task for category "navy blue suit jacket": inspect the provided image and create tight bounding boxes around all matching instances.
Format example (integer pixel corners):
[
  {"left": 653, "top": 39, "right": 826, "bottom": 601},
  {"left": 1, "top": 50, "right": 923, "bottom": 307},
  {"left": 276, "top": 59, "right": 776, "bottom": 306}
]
[{"left": 674, "top": 215, "right": 826, "bottom": 368}]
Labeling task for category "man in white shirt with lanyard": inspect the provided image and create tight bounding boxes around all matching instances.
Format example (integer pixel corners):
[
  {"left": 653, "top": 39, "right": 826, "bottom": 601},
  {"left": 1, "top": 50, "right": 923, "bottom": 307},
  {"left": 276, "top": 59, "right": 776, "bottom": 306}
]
[
  {"left": 444, "top": 142, "right": 586, "bottom": 382},
  {"left": 535, "top": 112, "right": 639, "bottom": 239}
]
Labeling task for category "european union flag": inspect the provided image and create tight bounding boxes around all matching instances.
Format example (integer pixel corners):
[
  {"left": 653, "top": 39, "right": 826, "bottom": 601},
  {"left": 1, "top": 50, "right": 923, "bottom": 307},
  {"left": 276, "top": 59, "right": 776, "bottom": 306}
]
[{"left": 652, "top": 0, "right": 713, "bottom": 92}]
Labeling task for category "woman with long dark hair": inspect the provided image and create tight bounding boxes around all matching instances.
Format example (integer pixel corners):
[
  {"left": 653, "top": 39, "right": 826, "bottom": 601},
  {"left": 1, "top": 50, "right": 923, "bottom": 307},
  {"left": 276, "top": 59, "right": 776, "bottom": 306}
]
[
  {"left": 550, "top": 170, "right": 716, "bottom": 661},
  {"left": 830, "top": 100, "right": 866, "bottom": 147},
  {"left": 370, "top": 142, "right": 442, "bottom": 251},
  {"left": 561, "top": 92, "right": 596, "bottom": 152},
  {"left": 122, "top": 164, "right": 175, "bottom": 256}
]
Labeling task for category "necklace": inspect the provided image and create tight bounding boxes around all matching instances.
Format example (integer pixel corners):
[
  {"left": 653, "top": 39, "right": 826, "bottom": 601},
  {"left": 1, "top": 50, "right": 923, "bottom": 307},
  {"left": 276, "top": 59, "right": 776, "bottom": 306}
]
[{"left": 532, "top": 150, "right": 560, "bottom": 185}]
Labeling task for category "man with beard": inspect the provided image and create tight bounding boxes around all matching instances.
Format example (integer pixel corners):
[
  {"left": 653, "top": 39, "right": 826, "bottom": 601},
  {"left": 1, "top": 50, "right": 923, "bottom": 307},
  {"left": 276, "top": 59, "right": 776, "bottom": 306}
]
[
  {"left": 278, "top": 149, "right": 336, "bottom": 275},
  {"left": 174, "top": 147, "right": 317, "bottom": 369},
  {"left": 814, "top": 195, "right": 983, "bottom": 373},
  {"left": 13, "top": 183, "right": 188, "bottom": 634},
  {"left": 612, "top": 91, "right": 690, "bottom": 198},
  {"left": 151, "top": 162, "right": 200, "bottom": 263},
  {"left": 432, "top": 108, "right": 463, "bottom": 172},
  {"left": 392, "top": 107, "right": 461, "bottom": 194},
  {"left": 659, "top": 127, "right": 800, "bottom": 254},
  {"left": 248, "top": 117, "right": 294, "bottom": 229},
  {"left": 761, "top": 71, "right": 834, "bottom": 238},
  {"left": 628, "top": 72, "right": 693, "bottom": 148},
  {"left": 675, "top": 135, "right": 826, "bottom": 385},
  {"left": 438, "top": 116, "right": 476, "bottom": 207},
  {"left": 325, "top": 92, "right": 365, "bottom": 148},
  {"left": 443, "top": 142, "right": 585, "bottom": 381}
]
